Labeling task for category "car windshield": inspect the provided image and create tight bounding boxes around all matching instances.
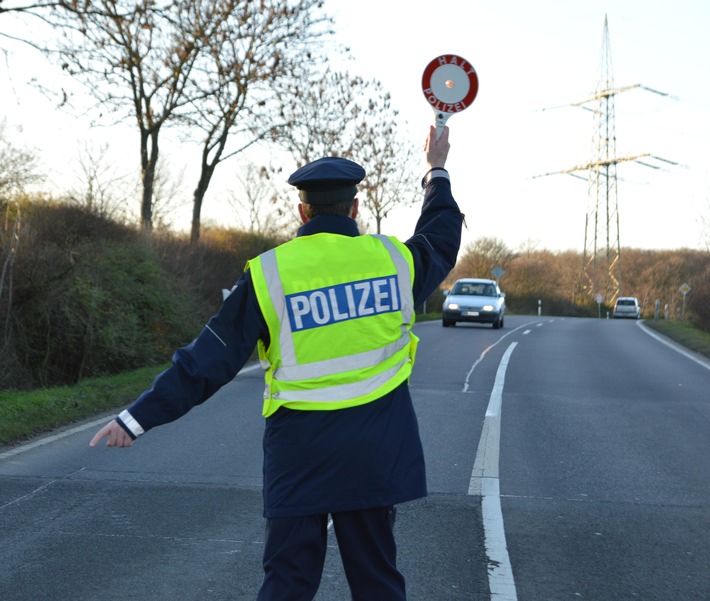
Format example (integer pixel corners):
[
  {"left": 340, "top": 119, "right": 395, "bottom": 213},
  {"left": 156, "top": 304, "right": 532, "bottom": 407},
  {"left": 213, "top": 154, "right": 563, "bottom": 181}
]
[
  {"left": 617, "top": 299, "right": 635, "bottom": 306},
  {"left": 452, "top": 283, "right": 497, "bottom": 296}
]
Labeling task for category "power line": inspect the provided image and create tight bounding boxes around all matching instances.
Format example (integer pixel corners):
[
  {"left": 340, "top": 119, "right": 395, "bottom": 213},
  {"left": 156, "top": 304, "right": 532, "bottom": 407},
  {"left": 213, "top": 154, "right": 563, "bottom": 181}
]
[{"left": 536, "top": 14, "right": 676, "bottom": 305}]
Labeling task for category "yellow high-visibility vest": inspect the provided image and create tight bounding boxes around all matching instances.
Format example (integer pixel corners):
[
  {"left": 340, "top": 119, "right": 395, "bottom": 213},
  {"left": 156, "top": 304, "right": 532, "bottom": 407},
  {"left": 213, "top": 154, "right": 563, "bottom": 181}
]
[{"left": 247, "top": 233, "right": 418, "bottom": 417}]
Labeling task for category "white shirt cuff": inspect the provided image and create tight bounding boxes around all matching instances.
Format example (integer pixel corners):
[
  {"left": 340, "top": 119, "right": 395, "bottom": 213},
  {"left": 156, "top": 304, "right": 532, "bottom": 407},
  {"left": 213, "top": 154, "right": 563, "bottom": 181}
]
[
  {"left": 421, "top": 168, "right": 450, "bottom": 188},
  {"left": 118, "top": 410, "right": 145, "bottom": 438}
]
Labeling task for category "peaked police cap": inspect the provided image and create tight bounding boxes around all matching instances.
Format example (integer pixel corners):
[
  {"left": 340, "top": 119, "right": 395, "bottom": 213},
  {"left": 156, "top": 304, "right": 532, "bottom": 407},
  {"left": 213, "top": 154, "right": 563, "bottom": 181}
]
[{"left": 287, "top": 157, "right": 366, "bottom": 205}]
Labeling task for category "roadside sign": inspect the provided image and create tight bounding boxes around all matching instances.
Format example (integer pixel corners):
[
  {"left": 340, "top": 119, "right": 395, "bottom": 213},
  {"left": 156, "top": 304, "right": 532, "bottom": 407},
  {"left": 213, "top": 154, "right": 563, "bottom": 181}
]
[
  {"left": 595, "top": 293, "right": 603, "bottom": 304},
  {"left": 422, "top": 54, "right": 478, "bottom": 136},
  {"left": 679, "top": 283, "right": 691, "bottom": 319}
]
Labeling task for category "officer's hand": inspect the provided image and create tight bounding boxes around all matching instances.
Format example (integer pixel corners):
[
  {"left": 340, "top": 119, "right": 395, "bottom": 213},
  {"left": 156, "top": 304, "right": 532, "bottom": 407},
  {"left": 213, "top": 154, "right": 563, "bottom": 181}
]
[
  {"left": 89, "top": 420, "right": 134, "bottom": 448},
  {"left": 425, "top": 125, "right": 450, "bottom": 169}
]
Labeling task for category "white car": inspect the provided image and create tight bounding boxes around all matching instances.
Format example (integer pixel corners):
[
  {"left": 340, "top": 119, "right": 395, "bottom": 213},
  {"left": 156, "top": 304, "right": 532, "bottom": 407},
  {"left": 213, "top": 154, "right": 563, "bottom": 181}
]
[
  {"left": 613, "top": 297, "right": 642, "bottom": 319},
  {"left": 442, "top": 278, "right": 505, "bottom": 329}
]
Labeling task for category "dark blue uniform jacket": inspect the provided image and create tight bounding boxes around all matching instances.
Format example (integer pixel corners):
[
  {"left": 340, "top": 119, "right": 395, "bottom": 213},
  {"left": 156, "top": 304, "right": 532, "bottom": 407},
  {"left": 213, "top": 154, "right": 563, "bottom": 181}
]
[{"left": 120, "top": 177, "right": 462, "bottom": 518}]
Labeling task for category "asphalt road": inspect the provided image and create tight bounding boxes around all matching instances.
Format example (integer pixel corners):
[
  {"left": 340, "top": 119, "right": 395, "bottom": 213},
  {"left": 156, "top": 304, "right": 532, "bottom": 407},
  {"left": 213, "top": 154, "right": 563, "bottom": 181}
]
[{"left": 1, "top": 316, "right": 708, "bottom": 600}]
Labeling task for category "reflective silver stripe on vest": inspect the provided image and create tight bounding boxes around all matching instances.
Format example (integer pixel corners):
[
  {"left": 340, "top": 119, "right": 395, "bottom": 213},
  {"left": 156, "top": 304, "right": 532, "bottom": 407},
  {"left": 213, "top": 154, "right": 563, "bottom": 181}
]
[
  {"left": 260, "top": 235, "right": 413, "bottom": 384},
  {"left": 371, "top": 234, "right": 414, "bottom": 324},
  {"left": 275, "top": 333, "right": 410, "bottom": 381},
  {"left": 259, "top": 249, "right": 298, "bottom": 367},
  {"left": 274, "top": 356, "right": 410, "bottom": 402}
]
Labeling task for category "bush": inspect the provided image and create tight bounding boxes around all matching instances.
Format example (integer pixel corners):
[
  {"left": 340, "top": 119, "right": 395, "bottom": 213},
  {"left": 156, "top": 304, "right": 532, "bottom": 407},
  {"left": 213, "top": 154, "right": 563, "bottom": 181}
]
[
  {"left": 505, "top": 293, "right": 597, "bottom": 317},
  {"left": 686, "top": 264, "right": 710, "bottom": 331},
  {"left": 0, "top": 201, "right": 285, "bottom": 392},
  {"left": 420, "top": 287, "right": 446, "bottom": 314},
  {"left": 2, "top": 202, "right": 201, "bottom": 389},
  {"left": 152, "top": 227, "right": 285, "bottom": 308}
]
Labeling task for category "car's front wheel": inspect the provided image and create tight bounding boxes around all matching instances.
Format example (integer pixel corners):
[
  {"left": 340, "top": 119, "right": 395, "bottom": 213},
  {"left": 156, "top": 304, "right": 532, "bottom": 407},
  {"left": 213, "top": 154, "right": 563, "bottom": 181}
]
[{"left": 442, "top": 318, "right": 456, "bottom": 327}]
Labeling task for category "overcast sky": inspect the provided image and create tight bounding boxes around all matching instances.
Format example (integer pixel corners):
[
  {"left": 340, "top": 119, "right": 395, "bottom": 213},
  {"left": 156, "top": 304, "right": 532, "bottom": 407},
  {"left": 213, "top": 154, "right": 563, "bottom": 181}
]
[
  {"left": 329, "top": 0, "right": 710, "bottom": 252},
  {"left": 2, "top": 0, "right": 709, "bottom": 253}
]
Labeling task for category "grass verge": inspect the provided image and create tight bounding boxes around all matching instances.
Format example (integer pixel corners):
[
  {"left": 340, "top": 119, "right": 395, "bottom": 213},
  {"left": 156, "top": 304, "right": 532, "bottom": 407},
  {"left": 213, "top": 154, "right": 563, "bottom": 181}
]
[
  {"left": 643, "top": 319, "right": 710, "bottom": 360},
  {"left": 0, "top": 364, "right": 168, "bottom": 447}
]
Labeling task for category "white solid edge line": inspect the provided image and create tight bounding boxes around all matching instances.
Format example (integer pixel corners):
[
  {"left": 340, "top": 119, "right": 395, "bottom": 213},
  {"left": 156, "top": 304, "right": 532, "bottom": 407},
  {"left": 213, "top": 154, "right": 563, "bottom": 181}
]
[
  {"left": 637, "top": 321, "right": 710, "bottom": 371},
  {"left": 469, "top": 342, "right": 519, "bottom": 601},
  {"left": 0, "top": 362, "right": 264, "bottom": 461}
]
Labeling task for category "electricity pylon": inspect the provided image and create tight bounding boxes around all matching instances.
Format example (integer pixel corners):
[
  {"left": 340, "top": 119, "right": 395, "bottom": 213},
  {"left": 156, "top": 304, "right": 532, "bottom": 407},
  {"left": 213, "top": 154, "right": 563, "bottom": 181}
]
[{"left": 536, "top": 15, "right": 676, "bottom": 306}]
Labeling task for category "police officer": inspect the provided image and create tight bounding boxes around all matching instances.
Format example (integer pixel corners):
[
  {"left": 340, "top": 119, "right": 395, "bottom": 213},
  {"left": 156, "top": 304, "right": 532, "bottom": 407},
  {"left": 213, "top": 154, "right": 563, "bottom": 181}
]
[{"left": 90, "top": 125, "right": 463, "bottom": 600}]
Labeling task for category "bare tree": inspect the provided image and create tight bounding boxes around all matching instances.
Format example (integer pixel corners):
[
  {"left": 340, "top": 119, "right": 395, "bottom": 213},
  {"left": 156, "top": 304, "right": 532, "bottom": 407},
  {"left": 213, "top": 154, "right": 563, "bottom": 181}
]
[
  {"left": 227, "top": 161, "right": 288, "bottom": 237},
  {"left": 0, "top": 0, "right": 64, "bottom": 49},
  {"left": 150, "top": 157, "right": 187, "bottom": 232},
  {"left": 269, "top": 69, "right": 418, "bottom": 233},
  {"left": 45, "top": 0, "right": 218, "bottom": 237},
  {"left": 270, "top": 66, "right": 368, "bottom": 165},
  {"left": 352, "top": 88, "right": 419, "bottom": 234},
  {"left": 0, "top": 0, "right": 62, "bottom": 16},
  {"left": 0, "top": 121, "right": 42, "bottom": 351},
  {"left": 0, "top": 119, "right": 42, "bottom": 196},
  {"left": 40, "top": 0, "right": 333, "bottom": 242},
  {"left": 64, "top": 141, "right": 133, "bottom": 221},
  {"left": 175, "top": 0, "right": 332, "bottom": 244},
  {"left": 699, "top": 194, "right": 710, "bottom": 252},
  {"left": 450, "top": 237, "right": 515, "bottom": 284}
]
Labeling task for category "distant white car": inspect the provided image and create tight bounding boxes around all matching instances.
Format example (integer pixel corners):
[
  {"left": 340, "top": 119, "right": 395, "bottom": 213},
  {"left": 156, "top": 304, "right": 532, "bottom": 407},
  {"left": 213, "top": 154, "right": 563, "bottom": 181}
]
[
  {"left": 613, "top": 296, "right": 641, "bottom": 319},
  {"left": 442, "top": 278, "right": 505, "bottom": 328}
]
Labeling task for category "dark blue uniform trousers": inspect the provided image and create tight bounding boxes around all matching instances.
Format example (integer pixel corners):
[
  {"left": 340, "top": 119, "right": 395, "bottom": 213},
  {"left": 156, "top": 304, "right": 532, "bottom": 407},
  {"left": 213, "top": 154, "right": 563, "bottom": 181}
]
[{"left": 256, "top": 506, "right": 406, "bottom": 601}]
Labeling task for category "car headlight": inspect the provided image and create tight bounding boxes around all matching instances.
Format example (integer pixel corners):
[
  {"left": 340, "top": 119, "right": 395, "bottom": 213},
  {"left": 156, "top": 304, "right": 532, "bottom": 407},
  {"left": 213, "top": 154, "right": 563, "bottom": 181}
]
[
  {"left": 482, "top": 305, "right": 495, "bottom": 312},
  {"left": 447, "top": 303, "right": 459, "bottom": 310}
]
